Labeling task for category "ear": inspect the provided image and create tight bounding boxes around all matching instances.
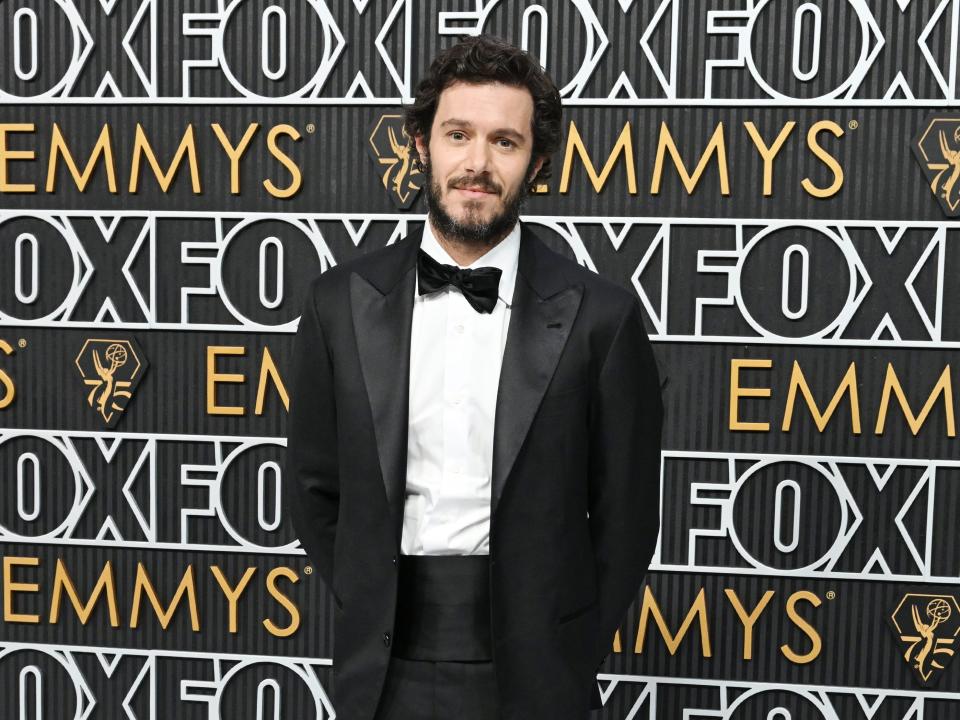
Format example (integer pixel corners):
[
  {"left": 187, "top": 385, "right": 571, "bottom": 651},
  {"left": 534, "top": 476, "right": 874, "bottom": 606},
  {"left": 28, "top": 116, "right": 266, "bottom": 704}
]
[
  {"left": 528, "top": 155, "right": 545, "bottom": 183},
  {"left": 414, "top": 134, "right": 428, "bottom": 164}
]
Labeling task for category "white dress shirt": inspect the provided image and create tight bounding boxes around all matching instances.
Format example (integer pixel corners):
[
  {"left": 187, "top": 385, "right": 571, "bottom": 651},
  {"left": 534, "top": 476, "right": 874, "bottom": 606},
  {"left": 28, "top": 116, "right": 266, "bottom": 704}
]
[{"left": 400, "top": 219, "right": 521, "bottom": 555}]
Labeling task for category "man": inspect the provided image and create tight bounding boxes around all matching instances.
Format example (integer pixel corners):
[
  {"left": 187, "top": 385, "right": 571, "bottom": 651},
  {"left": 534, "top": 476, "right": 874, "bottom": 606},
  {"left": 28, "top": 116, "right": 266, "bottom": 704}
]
[{"left": 286, "top": 35, "right": 663, "bottom": 720}]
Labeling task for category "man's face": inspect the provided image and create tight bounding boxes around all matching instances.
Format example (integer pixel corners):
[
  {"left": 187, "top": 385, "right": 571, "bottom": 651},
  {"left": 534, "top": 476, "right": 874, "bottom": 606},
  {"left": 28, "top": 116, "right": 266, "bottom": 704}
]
[{"left": 415, "top": 81, "right": 543, "bottom": 246}]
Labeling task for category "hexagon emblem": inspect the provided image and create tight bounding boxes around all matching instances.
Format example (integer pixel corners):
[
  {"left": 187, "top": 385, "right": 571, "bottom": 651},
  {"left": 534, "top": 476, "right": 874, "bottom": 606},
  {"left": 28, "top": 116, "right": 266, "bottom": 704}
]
[
  {"left": 74, "top": 338, "right": 148, "bottom": 427},
  {"left": 888, "top": 592, "right": 960, "bottom": 686},
  {"left": 366, "top": 113, "right": 422, "bottom": 209},
  {"left": 913, "top": 114, "right": 960, "bottom": 216}
]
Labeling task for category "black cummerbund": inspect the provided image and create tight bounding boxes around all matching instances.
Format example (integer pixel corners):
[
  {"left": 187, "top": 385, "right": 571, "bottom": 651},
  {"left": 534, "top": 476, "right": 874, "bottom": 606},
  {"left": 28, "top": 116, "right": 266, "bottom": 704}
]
[{"left": 392, "top": 554, "right": 493, "bottom": 661}]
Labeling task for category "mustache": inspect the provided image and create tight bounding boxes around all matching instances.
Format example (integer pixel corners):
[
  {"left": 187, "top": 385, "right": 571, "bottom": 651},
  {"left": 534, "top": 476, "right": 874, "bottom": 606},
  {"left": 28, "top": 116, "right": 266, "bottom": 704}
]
[{"left": 447, "top": 175, "right": 501, "bottom": 194}]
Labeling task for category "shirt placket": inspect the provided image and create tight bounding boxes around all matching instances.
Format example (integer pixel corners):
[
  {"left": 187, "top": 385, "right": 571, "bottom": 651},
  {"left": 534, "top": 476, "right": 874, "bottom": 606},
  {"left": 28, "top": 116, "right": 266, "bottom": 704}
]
[{"left": 443, "top": 292, "right": 471, "bottom": 494}]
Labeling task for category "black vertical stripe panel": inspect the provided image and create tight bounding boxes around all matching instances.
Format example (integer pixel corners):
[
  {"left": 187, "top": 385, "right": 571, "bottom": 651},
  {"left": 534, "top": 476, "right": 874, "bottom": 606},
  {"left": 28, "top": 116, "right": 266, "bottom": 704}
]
[{"left": 1, "top": 1, "right": 958, "bottom": 718}]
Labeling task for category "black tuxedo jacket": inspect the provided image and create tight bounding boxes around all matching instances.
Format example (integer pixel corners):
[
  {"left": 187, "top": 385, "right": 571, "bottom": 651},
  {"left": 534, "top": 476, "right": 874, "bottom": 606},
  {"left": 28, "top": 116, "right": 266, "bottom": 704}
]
[{"left": 285, "top": 225, "right": 663, "bottom": 720}]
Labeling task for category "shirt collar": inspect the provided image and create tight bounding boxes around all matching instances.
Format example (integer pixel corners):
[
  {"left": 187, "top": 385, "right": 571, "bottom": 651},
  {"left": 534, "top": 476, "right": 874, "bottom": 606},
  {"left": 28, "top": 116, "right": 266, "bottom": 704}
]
[{"left": 418, "top": 218, "right": 521, "bottom": 307}]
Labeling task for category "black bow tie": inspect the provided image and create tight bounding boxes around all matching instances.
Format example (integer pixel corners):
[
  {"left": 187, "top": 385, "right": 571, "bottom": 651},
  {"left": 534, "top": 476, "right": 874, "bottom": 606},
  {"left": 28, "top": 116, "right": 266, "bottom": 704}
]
[{"left": 416, "top": 249, "right": 502, "bottom": 314}]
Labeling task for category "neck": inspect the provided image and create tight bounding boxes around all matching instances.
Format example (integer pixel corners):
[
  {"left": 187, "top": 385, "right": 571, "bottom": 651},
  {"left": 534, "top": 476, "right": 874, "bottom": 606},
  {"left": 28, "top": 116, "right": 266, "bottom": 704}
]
[{"left": 428, "top": 217, "right": 514, "bottom": 267}]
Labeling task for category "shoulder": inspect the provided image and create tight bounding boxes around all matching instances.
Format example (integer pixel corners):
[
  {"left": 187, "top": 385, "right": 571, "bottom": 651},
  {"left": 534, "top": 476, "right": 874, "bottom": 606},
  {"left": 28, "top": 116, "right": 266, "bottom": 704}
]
[{"left": 524, "top": 226, "right": 639, "bottom": 320}]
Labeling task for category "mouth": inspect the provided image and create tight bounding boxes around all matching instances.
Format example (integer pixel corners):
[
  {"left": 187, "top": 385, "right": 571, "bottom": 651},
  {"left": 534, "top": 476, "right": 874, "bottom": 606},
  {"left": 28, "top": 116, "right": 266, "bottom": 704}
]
[{"left": 453, "top": 186, "right": 497, "bottom": 199}]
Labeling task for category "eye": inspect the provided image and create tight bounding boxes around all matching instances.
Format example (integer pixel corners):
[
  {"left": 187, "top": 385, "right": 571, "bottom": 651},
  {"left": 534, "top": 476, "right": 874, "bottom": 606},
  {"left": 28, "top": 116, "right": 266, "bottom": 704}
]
[
  {"left": 449, "top": 130, "right": 466, "bottom": 141},
  {"left": 497, "top": 138, "right": 515, "bottom": 148}
]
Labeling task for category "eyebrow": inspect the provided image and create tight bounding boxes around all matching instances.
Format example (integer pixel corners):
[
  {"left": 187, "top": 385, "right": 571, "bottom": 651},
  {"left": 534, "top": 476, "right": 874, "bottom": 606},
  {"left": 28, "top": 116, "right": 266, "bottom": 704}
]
[{"left": 439, "top": 118, "right": 526, "bottom": 142}]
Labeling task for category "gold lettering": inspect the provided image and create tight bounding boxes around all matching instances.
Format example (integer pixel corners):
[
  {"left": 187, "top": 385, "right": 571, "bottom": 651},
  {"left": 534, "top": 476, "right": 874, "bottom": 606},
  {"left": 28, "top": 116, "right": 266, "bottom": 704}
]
[
  {"left": 210, "top": 566, "right": 257, "bottom": 634},
  {"left": 263, "top": 567, "right": 301, "bottom": 638},
  {"left": 876, "top": 364, "right": 955, "bottom": 436},
  {"left": 264, "top": 124, "right": 302, "bottom": 199},
  {"left": 49, "top": 559, "right": 119, "bottom": 626},
  {"left": 0, "top": 339, "right": 15, "bottom": 410},
  {"left": 559, "top": 121, "right": 637, "bottom": 194},
  {"left": 212, "top": 123, "right": 260, "bottom": 195},
  {"left": 635, "top": 586, "right": 711, "bottom": 657},
  {"left": 744, "top": 121, "right": 795, "bottom": 196},
  {"left": 782, "top": 361, "right": 861, "bottom": 434},
  {"left": 130, "top": 563, "right": 200, "bottom": 631},
  {"left": 651, "top": 122, "right": 730, "bottom": 195},
  {"left": 45, "top": 123, "right": 117, "bottom": 193},
  {"left": 781, "top": 590, "right": 822, "bottom": 663},
  {"left": 3, "top": 556, "right": 40, "bottom": 623},
  {"left": 206, "top": 346, "right": 246, "bottom": 416},
  {"left": 801, "top": 120, "right": 844, "bottom": 198},
  {"left": 729, "top": 359, "right": 773, "bottom": 431},
  {"left": 724, "top": 588, "right": 775, "bottom": 660},
  {"left": 129, "top": 123, "right": 201, "bottom": 194},
  {"left": 0, "top": 123, "right": 36, "bottom": 193},
  {"left": 255, "top": 346, "right": 289, "bottom": 414}
]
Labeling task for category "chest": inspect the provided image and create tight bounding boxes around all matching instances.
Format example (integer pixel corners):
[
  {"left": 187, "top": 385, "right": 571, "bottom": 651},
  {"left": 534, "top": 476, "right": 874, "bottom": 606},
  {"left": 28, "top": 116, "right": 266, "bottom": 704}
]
[{"left": 407, "top": 289, "right": 511, "bottom": 425}]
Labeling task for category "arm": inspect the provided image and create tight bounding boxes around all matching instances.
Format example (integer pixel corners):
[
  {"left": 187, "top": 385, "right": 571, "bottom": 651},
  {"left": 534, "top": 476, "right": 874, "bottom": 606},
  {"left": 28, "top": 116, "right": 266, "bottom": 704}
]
[
  {"left": 285, "top": 281, "right": 340, "bottom": 598},
  {"left": 588, "top": 298, "right": 663, "bottom": 669}
]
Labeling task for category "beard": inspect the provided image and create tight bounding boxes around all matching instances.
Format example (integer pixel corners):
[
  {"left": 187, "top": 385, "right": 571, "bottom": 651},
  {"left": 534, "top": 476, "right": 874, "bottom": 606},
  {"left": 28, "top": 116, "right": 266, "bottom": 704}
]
[{"left": 422, "top": 160, "right": 530, "bottom": 248}]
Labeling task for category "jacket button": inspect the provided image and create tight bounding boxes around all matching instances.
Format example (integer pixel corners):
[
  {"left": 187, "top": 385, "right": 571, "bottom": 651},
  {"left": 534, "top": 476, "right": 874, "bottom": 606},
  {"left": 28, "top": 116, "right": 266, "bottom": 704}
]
[
  {"left": 392, "top": 555, "right": 397, "bottom": 565},
  {"left": 383, "top": 632, "right": 391, "bottom": 647}
]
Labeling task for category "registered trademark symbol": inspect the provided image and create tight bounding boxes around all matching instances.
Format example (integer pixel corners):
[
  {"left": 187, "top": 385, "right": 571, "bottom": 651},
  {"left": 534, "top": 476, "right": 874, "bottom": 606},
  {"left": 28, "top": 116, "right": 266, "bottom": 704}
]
[
  {"left": 306, "top": 123, "right": 316, "bottom": 134},
  {"left": 304, "top": 566, "right": 313, "bottom": 575},
  {"left": 826, "top": 590, "right": 836, "bottom": 600},
  {"left": 847, "top": 120, "right": 859, "bottom": 130},
  {"left": 17, "top": 339, "right": 26, "bottom": 349}
]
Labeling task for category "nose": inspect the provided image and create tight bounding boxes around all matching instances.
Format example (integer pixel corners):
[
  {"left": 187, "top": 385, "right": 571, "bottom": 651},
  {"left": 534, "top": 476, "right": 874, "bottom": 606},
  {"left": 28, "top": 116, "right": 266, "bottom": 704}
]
[{"left": 464, "top": 137, "right": 491, "bottom": 174}]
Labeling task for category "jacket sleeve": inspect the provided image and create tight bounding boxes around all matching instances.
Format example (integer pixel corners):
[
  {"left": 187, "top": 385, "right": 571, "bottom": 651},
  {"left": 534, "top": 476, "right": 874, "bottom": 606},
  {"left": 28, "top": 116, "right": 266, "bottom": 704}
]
[
  {"left": 284, "top": 281, "right": 340, "bottom": 598},
  {"left": 588, "top": 297, "right": 664, "bottom": 673}
]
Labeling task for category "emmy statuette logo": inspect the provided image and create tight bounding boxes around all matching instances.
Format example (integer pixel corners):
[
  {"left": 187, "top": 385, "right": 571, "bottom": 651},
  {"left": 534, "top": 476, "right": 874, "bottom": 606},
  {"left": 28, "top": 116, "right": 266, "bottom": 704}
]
[
  {"left": 74, "top": 338, "right": 148, "bottom": 427},
  {"left": 366, "top": 113, "right": 422, "bottom": 209},
  {"left": 889, "top": 593, "right": 960, "bottom": 686},
  {"left": 913, "top": 114, "right": 960, "bottom": 216}
]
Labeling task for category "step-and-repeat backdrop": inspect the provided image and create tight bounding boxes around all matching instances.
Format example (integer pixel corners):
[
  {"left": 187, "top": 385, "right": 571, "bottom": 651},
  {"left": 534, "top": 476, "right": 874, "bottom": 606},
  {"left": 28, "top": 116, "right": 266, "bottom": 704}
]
[{"left": 2, "top": 1, "right": 959, "bottom": 717}]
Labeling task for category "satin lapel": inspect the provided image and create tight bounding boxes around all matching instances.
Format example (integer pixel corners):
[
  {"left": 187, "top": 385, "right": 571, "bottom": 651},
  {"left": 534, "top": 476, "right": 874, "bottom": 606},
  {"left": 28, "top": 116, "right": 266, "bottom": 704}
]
[
  {"left": 491, "top": 236, "right": 583, "bottom": 514},
  {"left": 350, "top": 240, "right": 419, "bottom": 546}
]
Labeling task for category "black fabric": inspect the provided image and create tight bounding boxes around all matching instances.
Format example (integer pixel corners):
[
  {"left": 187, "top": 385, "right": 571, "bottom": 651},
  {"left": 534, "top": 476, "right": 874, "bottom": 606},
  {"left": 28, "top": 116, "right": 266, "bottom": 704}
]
[
  {"left": 392, "top": 554, "right": 492, "bottom": 661},
  {"left": 373, "top": 657, "right": 499, "bottom": 720},
  {"left": 416, "top": 248, "right": 502, "bottom": 313}
]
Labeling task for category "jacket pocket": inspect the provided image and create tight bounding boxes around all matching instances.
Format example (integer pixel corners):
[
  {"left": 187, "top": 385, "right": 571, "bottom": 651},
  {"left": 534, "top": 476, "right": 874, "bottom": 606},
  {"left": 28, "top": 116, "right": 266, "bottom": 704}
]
[
  {"left": 538, "top": 383, "right": 588, "bottom": 419},
  {"left": 558, "top": 599, "right": 595, "bottom": 625}
]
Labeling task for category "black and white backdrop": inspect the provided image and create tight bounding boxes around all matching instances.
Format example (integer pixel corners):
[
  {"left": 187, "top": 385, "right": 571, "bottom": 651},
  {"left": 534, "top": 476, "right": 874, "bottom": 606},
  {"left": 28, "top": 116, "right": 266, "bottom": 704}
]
[{"left": 1, "top": 1, "right": 960, "bottom": 717}]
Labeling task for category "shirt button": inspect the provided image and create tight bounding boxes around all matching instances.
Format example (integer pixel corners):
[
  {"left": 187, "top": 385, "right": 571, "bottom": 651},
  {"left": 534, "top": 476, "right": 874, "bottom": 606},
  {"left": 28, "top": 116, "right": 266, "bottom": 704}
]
[
  {"left": 392, "top": 555, "right": 397, "bottom": 565},
  {"left": 451, "top": 396, "right": 461, "bottom": 406},
  {"left": 452, "top": 465, "right": 462, "bottom": 475},
  {"left": 455, "top": 324, "right": 465, "bottom": 334},
  {"left": 383, "top": 632, "right": 391, "bottom": 647}
]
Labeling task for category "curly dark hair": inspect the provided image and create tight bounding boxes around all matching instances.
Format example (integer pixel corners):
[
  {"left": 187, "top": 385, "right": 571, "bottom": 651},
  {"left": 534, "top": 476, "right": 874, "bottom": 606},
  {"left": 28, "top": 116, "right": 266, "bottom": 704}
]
[{"left": 403, "top": 35, "right": 563, "bottom": 191}]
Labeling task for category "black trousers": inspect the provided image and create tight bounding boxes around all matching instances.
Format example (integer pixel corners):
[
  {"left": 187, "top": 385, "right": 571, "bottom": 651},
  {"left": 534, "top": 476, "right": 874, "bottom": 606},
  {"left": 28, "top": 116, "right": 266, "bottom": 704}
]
[{"left": 373, "top": 656, "right": 499, "bottom": 720}]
